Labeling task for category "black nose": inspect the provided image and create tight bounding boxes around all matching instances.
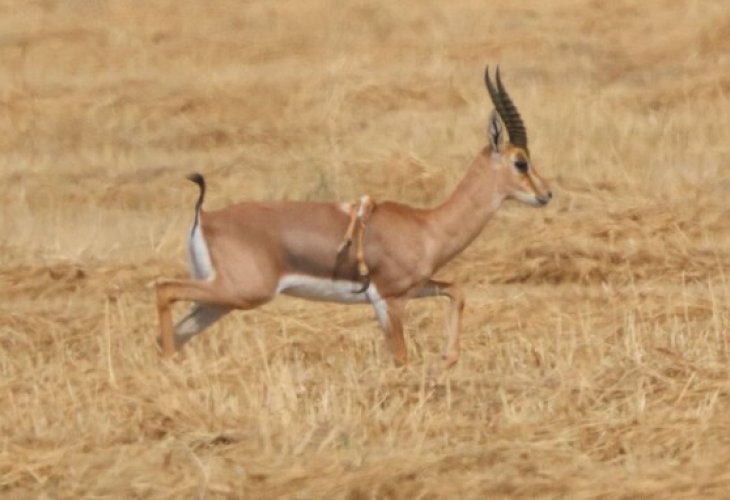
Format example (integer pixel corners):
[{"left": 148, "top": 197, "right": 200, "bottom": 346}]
[{"left": 537, "top": 191, "right": 552, "bottom": 206}]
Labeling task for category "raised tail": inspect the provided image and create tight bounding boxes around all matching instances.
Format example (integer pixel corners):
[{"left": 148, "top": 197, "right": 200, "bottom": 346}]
[
  {"left": 186, "top": 172, "right": 206, "bottom": 214},
  {"left": 185, "top": 172, "right": 214, "bottom": 280}
]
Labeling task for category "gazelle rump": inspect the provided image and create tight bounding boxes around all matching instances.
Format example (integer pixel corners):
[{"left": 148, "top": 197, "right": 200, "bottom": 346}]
[{"left": 155, "top": 66, "right": 551, "bottom": 366}]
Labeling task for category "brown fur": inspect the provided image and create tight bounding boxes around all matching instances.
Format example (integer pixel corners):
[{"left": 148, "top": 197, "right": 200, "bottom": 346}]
[{"left": 156, "top": 85, "right": 551, "bottom": 366}]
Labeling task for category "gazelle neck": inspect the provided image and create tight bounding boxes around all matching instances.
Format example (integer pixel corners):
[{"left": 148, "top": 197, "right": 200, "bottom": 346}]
[{"left": 429, "top": 148, "right": 506, "bottom": 269}]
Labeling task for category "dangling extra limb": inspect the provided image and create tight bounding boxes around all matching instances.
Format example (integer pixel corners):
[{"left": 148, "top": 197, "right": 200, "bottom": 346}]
[
  {"left": 336, "top": 202, "right": 359, "bottom": 255},
  {"left": 335, "top": 195, "right": 376, "bottom": 293},
  {"left": 354, "top": 195, "right": 375, "bottom": 287}
]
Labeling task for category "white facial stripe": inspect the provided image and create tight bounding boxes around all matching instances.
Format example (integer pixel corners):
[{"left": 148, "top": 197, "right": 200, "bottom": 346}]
[
  {"left": 277, "top": 275, "right": 370, "bottom": 304},
  {"left": 512, "top": 191, "right": 545, "bottom": 207},
  {"left": 188, "top": 221, "right": 215, "bottom": 280}
]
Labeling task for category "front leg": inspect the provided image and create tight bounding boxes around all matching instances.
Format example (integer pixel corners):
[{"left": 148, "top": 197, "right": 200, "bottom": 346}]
[
  {"left": 414, "top": 280, "right": 464, "bottom": 367},
  {"left": 369, "top": 292, "right": 408, "bottom": 366}
]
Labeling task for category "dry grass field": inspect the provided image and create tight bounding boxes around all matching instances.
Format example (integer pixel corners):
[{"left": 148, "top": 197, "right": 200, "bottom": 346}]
[{"left": 1, "top": 0, "right": 730, "bottom": 497}]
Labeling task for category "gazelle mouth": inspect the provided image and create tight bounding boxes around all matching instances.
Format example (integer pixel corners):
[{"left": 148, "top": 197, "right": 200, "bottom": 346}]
[{"left": 536, "top": 192, "right": 552, "bottom": 206}]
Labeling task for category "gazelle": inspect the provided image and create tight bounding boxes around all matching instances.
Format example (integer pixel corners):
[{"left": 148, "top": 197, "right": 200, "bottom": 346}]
[{"left": 156, "top": 66, "right": 551, "bottom": 366}]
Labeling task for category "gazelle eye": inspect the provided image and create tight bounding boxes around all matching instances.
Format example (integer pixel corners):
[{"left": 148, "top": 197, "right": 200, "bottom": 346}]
[{"left": 514, "top": 160, "right": 529, "bottom": 173}]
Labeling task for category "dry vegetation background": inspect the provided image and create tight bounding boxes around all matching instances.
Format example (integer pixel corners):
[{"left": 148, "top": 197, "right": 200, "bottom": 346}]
[{"left": 1, "top": 0, "right": 729, "bottom": 498}]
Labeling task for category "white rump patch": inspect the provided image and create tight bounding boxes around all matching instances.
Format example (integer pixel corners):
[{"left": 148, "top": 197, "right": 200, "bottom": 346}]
[
  {"left": 277, "top": 275, "right": 370, "bottom": 304},
  {"left": 188, "top": 221, "right": 214, "bottom": 280}
]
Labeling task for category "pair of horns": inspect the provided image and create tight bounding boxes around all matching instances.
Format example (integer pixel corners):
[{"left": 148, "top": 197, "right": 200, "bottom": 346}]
[{"left": 485, "top": 66, "right": 528, "bottom": 152}]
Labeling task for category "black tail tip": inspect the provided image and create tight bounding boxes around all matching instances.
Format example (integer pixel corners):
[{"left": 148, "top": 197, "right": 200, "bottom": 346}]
[{"left": 186, "top": 172, "right": 205, "bottom": 187}]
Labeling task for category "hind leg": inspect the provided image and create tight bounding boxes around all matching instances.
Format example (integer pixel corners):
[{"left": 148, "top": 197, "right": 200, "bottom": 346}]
[
  {"left": 174, "top": 303, "right": 230, "bottom": 347},
  {"left": 156, "top": 279, "right": 221, "bottom": 357},
  {"left": 157, "top": 278, "right": 266, "bottom": 357}
]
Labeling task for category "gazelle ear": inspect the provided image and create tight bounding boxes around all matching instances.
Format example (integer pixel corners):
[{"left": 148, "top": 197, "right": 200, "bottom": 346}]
[{"left": 488, "top": 109, "right": 505, "bottom": 153}]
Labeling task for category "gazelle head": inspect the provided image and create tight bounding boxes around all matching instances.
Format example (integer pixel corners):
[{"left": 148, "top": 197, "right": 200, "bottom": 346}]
[{"left": 484, "top": 66, "right": 552, "bottom": 207}]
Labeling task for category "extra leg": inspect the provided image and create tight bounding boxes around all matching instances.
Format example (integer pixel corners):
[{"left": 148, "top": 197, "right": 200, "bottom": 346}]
[
  {"left": 354, "top": 195, "right": 374, "bottom": 281},
  {"left": 370, "top": 294, "right": 408, "bottom": 366},
  {"left": 335, "top": 197, "right": 374, "bottom": 292},
  {"left": 174, "top": 303, "right": 230, "bottom": 347},
  {"left": 336, "top": 203, "right": 358, "bottom": 254},
  {"left": 413, "top": 280, "right": 464, "bottom": 367}
]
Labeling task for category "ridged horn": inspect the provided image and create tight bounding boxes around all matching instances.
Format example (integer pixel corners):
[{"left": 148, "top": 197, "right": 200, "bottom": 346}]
[
  {"left": 495, "top": 67, "right": 528, "bottom": 151},
  {"left": 484, "top": 65, "right": 507, "bottom": 129}
]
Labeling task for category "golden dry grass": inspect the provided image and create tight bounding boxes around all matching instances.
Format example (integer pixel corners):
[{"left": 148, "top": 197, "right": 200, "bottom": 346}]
[{"left": 2, "top": 0, "right": 730, "bottom": 498}]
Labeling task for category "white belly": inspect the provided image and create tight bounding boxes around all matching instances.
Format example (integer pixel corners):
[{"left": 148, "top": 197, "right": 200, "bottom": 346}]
[{"left": 276, "top": 275, "right": 370, "bottom": 304}]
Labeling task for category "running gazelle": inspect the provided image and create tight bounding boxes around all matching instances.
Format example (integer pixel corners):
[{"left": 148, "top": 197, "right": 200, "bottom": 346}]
[{"left": 155, "top": 66, "right": 552, "bottom": 366}]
